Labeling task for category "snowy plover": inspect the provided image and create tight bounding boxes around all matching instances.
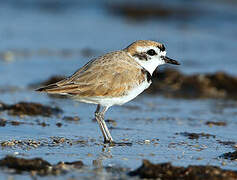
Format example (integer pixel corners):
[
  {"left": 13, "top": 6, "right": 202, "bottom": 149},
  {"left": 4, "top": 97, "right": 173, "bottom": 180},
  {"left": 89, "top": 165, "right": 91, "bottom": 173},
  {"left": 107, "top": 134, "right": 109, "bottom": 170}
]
[{"left": 36, "top": 40, "right": 180, "bottom": 144}]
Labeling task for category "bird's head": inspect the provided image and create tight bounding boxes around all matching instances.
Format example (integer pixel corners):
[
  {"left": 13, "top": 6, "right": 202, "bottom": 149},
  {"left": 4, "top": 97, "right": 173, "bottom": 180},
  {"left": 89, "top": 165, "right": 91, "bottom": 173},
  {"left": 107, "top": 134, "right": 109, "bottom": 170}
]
[{"left": 124, "top": 40, "right": 180, "bottom": 75}]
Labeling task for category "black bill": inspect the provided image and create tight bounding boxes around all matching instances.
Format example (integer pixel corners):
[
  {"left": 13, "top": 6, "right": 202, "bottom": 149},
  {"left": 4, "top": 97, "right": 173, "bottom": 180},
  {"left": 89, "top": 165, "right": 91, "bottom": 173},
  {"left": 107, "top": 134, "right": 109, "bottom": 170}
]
[{"left": 163, "top": 56, "right": 180, "bottom": 65}]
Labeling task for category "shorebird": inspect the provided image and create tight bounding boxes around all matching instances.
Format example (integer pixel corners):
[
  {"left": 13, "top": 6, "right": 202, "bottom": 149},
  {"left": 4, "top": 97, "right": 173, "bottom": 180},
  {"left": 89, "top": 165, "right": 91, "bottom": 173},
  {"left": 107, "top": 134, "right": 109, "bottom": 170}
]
[{"left": 36, "top": 40, "right": 180, "bottom": 144}]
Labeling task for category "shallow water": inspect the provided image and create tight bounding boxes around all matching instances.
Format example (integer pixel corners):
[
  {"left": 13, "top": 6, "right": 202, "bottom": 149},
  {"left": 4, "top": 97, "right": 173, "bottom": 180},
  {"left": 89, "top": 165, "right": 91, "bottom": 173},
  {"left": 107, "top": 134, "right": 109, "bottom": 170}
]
[
  {"left": 1, "top": 92, "right": 237, "bottom": 178},
  {"left": 0, "top": 0, "right": 237, "bottom": 179}
]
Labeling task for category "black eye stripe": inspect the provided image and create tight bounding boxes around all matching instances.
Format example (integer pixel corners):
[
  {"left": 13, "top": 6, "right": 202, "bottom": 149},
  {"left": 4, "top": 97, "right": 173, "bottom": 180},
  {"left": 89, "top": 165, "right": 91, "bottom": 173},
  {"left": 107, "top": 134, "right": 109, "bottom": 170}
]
[
  {"left": 133, "top": 53, "right": 148, "bottom": 61},
  {"left": 147, "top": 49, "right": 157, "bottom": 56}
]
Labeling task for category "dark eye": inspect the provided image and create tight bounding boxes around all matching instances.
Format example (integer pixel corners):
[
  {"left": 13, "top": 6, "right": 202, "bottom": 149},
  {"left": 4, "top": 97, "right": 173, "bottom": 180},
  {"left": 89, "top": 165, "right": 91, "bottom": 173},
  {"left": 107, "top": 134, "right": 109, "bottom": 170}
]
[{"left": 147, "top": 49, "right": 157, "bottom": 56}]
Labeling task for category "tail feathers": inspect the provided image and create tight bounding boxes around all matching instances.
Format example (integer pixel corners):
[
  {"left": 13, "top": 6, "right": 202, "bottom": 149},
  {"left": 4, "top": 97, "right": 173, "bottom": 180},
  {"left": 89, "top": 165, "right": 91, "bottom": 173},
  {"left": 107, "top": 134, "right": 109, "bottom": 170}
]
[
  {"left": 36, "top": 83, "right": 79, "bottom": 94},
  {"left": 36, "top": 84, "right": 59, "bottom": 93}
]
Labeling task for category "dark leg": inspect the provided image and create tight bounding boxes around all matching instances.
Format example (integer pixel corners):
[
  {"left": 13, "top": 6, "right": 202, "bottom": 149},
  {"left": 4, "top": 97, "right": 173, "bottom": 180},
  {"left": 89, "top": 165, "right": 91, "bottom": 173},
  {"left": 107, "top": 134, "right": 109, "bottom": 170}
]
[
  {"left": 100, "top": 106, "right": 113, "bottom": 143},
  {"left": 95, "top": 105, "right": 113, "bottom": 143},
  {"left": 95, "top": 105, "right": 109, "bottom": 142},
  {"left": 95, "top": 105, "right": 132, "bottom": 146}
]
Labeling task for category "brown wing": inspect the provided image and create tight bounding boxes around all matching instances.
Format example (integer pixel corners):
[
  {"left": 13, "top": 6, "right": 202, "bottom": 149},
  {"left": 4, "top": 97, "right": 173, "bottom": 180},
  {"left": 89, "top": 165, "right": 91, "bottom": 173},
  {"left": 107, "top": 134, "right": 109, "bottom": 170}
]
[{"left": 36, "top": 51, "right": 146, "bottom": 97}]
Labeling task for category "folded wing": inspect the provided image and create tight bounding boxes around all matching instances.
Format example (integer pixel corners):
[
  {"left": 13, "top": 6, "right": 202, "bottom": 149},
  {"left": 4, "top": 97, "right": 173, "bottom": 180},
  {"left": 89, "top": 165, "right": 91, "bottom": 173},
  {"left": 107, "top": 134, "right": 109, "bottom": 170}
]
[{"left": 36, "top": 51, "right": 145, "bottom": 97}]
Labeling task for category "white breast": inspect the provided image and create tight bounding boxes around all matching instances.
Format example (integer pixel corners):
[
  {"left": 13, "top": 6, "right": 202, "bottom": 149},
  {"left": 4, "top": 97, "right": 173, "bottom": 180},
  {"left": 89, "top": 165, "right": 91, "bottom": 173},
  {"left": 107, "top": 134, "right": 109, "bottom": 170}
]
[{"left": 75, "top": 80, "right": 151, "bottom": 107}]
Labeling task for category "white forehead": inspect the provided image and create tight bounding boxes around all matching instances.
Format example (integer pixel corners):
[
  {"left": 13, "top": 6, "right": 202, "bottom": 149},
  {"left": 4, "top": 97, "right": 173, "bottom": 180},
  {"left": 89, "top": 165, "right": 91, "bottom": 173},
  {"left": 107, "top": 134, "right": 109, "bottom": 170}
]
[
  {"left": 136, "top": 45, "right": 157, "bottom": 52},
  {"left": 136, "top": 46, "right": 166, "bottom": 56}
]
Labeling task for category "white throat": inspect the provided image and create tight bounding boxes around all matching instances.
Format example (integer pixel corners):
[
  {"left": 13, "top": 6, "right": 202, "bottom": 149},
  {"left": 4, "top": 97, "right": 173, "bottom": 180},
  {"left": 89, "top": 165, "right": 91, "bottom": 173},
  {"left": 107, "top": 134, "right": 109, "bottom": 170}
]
[{"left": 128, "top": 51, "right": 166, "bottom": 75}]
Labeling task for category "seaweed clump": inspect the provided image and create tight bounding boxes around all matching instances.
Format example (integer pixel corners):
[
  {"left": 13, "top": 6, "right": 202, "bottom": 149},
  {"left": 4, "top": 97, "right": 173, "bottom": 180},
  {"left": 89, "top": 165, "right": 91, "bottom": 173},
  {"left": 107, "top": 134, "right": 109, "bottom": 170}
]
[
  {"left": 0, "top": 101, "right": 62, "bottom": 117},
  {"left": 147, "top": 69, "right": 237, "bottom": 99},
  {"left": 129, "top": 160, "right": 237, "bottom": 179},
  {"left": 0, "top": 156, "right": 83, "bottom": 176}
]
